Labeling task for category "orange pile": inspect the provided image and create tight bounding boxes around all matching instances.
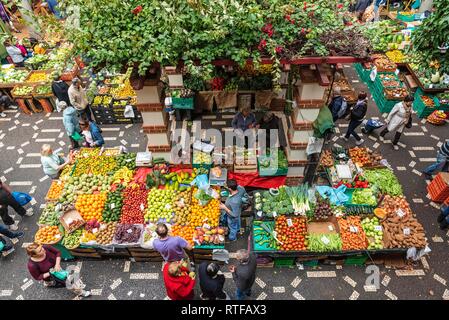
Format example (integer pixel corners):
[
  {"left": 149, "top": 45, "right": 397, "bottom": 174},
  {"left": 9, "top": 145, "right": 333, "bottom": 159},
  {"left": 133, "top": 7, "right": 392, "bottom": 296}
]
[
  {"left": 35, "top": 226, "right": 62, "bottom": 244},
  {"left": 171, "top": 224, "right": 195, "bottom": 247},
  {"left": 46, "top": 181, "right": 64, "bottom": 200},
  {"left": 190, "top": 189, "right": 220, "bottom": 228},
  {"left": 75, "top": 193, "right": 107, "bottom": 222}
]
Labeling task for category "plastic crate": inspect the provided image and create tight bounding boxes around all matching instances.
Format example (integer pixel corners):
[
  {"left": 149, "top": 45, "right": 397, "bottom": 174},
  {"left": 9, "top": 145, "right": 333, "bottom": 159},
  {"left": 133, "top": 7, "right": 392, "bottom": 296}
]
[
  {"left": 355, "top": 63, "right": 370, "bottom": 83},
  {"left": 302, "top": 259, "right": 319, "bottom": 267},
  {"left": 344, "top": 254, "right": 367, "bottom": 266},
  {"left": 253, "top": 221, "right": 277, "bottom": 252},
  {"left": 257, "top": 153, "right": 288, "bottom": 177},
  {"left": 397, "top": 12, "right": 415, "bottom": 22},
  {"left": 413, "top": 89, "right": 439, "bottom": 119},
  {"left": 343, "top": 188, "right": 377, "bottom": 214},
  {"left": 172, "top": 97, "right": 194, "bottom": 110},
  {"left": 274, "top": 257, "right": 296, "bottom": 268}
]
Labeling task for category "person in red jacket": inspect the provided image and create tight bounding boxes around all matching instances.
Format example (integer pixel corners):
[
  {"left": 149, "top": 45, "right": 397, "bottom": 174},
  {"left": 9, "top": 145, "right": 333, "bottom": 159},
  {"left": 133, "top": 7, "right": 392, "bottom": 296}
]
[{"left": 163, "top": 260, "right": 196, "bottom": 300}]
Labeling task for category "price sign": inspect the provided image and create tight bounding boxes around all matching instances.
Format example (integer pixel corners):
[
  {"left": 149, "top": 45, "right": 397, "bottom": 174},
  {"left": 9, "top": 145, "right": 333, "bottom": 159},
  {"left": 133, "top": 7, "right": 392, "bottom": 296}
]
[
  {"left": 55, "top": 234, "right": 61, "bottom": 239},
  {"left": 321, "top": 236, "right": 330, "bottom": 245},
  {"left": 272, "top": 211, "right": 277, "bottom": 218},
  {"left": 256, "top": 211, "right": 263, "bottom": 217},
  {"left": 140, "top": 203, "right": 145, "bottom": 211},
  {"left": 396, "top": 208, "right": 405, "bottom": 218},
  {"left": 403, "top": 228, "right": 411, "bottom": 236},
  {"left": 395, "top": 69, "right": 400, "bottom": 76},
  {"left": 92, "top": 228, "right": 98, "bottom": 233},
  {"left": 110, "top": 203, "right": 115, "bottom": 209},
  {"left": 328, "top": 225, "right": 334, "bottom": 231},
  {"left": 349, "top": 226, "right": 358, "bottom": 233},
  {"left": 273, "top": 231, "right": 278, "bottom": 238},
  {"left": 287, "top": 218, "right": 293, "bottom": 227},
  {"left": 203, "top": 223, "right": 211, "bottom": 230},
  {"left": 125, "top": 159, "right": 133, "bottom": 162},
  {"left": 127, "top": 229, "right": 133, "bottom": 234},
  {"left": 374, "top": 225, "right": 383, "bottom": 232}
]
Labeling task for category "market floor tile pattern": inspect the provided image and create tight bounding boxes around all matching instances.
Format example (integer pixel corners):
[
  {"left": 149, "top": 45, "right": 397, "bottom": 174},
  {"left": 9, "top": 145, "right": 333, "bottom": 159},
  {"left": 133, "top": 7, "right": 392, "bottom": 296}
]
[{"left": 1, "top": 66, "right": 449, "bottom": 300}]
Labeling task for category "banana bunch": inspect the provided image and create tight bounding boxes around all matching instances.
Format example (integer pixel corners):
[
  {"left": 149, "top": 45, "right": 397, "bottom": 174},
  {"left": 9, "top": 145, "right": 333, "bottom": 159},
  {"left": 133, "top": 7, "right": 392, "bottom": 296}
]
[{"left": 112, "top": 167, "right": 134, "bottom": 186}]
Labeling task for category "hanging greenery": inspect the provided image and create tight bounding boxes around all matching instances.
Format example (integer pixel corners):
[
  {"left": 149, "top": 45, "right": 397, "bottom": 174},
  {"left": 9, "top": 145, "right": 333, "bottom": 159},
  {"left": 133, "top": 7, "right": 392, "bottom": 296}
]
[
  {"left": 58, "top": 0, "right": 371, "bottom": 87},
  {"left": 412, "top": 1, "right": 449, "bottom": 74}
]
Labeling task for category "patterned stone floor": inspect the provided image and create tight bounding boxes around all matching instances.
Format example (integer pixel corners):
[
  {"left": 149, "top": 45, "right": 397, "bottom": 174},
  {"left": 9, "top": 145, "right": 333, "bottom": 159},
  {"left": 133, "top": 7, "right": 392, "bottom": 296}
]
[{"left": 1, "top": 66, "right": 449, "bottom": 300}]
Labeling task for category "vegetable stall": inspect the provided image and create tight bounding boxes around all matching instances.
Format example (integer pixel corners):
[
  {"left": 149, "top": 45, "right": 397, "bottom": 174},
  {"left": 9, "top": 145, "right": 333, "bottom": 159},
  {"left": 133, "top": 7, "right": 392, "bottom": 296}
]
[{"left": 250, "top": 147, "right": 429, "bottom": 266}]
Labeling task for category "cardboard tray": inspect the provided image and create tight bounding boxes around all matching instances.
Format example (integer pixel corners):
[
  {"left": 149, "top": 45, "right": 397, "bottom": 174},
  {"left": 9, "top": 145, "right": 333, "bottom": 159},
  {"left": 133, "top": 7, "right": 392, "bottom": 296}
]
[
  {"left": 59, "top": 209, "right": 85, "bottom": 234},
  {"left": 307, "top": 217, "right": 340, "bottom": 235}
]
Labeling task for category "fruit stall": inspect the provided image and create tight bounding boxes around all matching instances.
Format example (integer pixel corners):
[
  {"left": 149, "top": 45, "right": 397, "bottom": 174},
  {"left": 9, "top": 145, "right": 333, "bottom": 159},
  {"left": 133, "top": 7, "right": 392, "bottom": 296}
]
[
  {"left": 250, "top": 148, "right": 429, "bottom": 266},
  {"left": 35, "top": 148, "right": 227, "bottom": 262}
]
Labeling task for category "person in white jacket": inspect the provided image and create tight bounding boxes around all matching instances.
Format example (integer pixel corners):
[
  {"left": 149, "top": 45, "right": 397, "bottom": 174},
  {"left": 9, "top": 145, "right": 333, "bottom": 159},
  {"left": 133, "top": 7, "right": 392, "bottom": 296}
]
[
  {"left": 68, "top": 78, "right": 93, "bottom": 122},
  {"left": 379, "top": 95, "right": 414, "bottom": 150}
]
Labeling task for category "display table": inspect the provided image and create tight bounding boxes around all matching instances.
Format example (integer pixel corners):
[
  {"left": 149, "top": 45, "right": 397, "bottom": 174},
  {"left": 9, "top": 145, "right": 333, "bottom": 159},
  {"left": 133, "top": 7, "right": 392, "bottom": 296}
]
[{"left": 228, "top": 171, "right": 287, "bottom": 189}]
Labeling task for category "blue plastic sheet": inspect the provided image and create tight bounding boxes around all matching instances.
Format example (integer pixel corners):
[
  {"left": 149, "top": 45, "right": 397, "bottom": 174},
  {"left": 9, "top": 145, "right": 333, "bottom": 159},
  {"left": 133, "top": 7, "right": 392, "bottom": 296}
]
[{"left": 315, "top": 185, "right": 349, "bottom": 205}]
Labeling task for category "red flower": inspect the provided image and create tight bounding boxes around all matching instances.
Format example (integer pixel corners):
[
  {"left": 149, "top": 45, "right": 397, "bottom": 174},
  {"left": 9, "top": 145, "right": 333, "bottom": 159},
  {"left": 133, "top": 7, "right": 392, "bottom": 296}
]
[
  {"left": 258, "top": 39, "right": 267, "bottom": 51},
  {"left": 337, "top": 3, "right": 344, "bottom": 9},
  {"left": 275, "top": 46, "right": 283, "bottom": 54},
  {"left": 132, "top": 5, "right": 142, "bottom": 15},
  {"left": 262, "top": 23, "right": 274, "bottom": 37},
  {"left": 303, "top": 2, "right": 307, "bottom": 10},
  {"left": 301, "top": 28, "right": 306, "bottom": 34},
  {"left": 284, "top": 15, "right": 291, "bottom": 21},
  {"left": 308, "top": 11, "right": 314, "bottom": 17}
]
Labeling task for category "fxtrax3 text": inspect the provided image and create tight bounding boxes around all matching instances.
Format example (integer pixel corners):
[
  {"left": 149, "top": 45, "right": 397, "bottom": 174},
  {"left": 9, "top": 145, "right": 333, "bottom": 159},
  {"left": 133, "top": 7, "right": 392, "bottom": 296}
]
[{"left": 181, "top": 305, "right": 267, "bottom": 317}]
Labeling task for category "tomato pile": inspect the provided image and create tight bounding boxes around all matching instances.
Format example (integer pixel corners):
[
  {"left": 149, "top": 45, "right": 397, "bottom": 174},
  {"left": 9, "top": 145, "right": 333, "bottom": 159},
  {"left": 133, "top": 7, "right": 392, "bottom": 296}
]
[
  {"left": 120, "top": 184, "right": 148, "bottom": 224},
  {"left": 275, "top": 216, "right": 307, "bottom": 251}
]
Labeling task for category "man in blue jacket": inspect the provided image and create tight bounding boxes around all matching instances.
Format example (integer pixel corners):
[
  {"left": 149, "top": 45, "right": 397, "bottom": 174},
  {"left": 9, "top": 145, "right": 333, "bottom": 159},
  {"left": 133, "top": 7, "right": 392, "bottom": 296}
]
[{"left": 80, "top": 120, "right": 104, "bottom": 148}]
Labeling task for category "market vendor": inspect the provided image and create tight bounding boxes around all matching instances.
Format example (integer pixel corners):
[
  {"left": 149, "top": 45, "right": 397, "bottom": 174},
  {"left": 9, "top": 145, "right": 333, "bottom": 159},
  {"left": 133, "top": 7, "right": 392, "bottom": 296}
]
[
  {"left": 153, "top": 223, "right": 193, "bottom": 264},
  {"left": 328, "top": 87, "right": 347, "bottom": 122},
  {"left": 60, "top": 101, "right": 82, "bottom": 150},
  {"left": 40, "top": 144, "right": 72, "bottom": 179},
  {"left": 258, "top": 112, "right": 283, "bottom": 150},
  {"left": 232, "top": 107, "right": 258, "bottom": 148},
  {"left": 219, "top": 179, "right": 248, "bottom": 242},
  {"left": 79, "top": 120, "right": 104, "bottom": 148},
  {"left": 68, "top": 77, "right": 93, "bottom": 122},
  {"left": 3, "top": 39, "right": 25, "bottom": 67}
]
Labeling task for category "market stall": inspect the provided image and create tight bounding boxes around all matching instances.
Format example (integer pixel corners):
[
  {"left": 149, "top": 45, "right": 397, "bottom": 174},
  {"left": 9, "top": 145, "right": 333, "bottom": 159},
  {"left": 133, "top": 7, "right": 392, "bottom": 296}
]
[
  {"left": 35, "top": 148, "right": 226, "bottom": 262},
  {"left": 250, "top": 147, "right": 429, "bottom": 266}
]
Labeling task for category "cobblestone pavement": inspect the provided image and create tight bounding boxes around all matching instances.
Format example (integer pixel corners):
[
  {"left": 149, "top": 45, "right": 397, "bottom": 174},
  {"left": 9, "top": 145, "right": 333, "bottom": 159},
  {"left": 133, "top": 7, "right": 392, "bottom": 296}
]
[{"left": 1, "top": 66, "right": 449, "bottom": 300}]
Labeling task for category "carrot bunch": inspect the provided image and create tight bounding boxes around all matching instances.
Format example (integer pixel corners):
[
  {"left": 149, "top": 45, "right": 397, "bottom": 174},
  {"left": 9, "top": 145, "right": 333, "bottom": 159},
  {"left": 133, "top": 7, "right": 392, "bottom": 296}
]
[{"left": 338, "top": 216, "right": 367, "bottom": 250}]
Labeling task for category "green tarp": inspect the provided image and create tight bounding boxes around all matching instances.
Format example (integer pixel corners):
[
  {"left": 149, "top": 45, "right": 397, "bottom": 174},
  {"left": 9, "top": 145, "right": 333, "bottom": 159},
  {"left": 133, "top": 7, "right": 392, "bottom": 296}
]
[{"left": 312, "top": 105, "right": 335, "bottom": 138}]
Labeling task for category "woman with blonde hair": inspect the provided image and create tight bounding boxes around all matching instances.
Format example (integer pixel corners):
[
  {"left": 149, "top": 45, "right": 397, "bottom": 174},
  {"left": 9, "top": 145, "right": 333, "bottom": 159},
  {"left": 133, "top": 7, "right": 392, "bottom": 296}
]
[
  {"left": 163, "top": 260, "right": 196, "bottom": 300},
  {"left": 26, "top": 243, "right": 91, "bottom": 297},
  {"left": 40, "top": 144, "right": 70, "bottom": 179}
]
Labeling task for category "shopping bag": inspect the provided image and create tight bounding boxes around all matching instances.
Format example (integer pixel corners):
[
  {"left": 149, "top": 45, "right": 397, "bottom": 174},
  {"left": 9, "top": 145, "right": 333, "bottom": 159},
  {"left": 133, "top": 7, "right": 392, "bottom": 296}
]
[
  {"left": 71, "top": 131, "right": 84, "bottom": 141},
  {"left": 124, "top": 105, "right": 135, "bottom": 118},
  {"left": 50, "top": 269, "right": 69, "bottom": 281},
  {"left": 0, "top": 240, "right": 4, "bottom": 252},
  {"left": 11, "top": 191, "right": 32, "bottom": 206}
]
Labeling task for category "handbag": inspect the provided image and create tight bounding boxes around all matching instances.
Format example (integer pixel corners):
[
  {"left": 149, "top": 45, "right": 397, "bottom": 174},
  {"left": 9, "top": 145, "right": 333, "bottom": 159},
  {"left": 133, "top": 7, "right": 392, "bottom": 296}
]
[
  {"left": 71, "top": 131, "right": 84, "bottom": 141},
  {"left": 50, "top": 269, "right": 69, "bottom": 281},
  {"left": 11, "top": 191, "right": 32, "bottom": 206}
]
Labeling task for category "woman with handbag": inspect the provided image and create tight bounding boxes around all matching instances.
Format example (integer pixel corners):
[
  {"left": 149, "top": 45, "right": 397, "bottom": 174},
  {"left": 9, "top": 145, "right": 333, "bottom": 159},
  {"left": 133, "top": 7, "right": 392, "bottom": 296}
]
[
  {"left": 26, "top": 243, "right": 91, "bottom": 297},
  {"left": 40, "top": 144, "right": 72, "bottom": 179},
  {"left": 379, "top": 95, "right": 414, "bottom": 150},
  {"left": 60, "top": 101, "right": 82, "bottom": 150}
]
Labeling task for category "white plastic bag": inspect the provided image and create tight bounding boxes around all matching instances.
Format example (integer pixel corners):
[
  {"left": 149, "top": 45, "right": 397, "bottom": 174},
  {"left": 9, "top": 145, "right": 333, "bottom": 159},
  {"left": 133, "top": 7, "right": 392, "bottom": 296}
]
[
  {"left": 124, "top": 105, "right": 135, "bottom": 118},
  {"left": 370, "top": 66, "right": 377, "bottom": 82},
  {"left": 306, "top": 136, "right": 324, "bottom": 155}
]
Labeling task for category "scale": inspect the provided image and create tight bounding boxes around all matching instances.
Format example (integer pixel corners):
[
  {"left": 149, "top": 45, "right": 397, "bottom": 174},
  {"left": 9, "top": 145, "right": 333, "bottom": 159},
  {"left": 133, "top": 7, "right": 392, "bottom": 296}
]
[{"left": 136, "top": 152, "right": 152, "bottom": 167}]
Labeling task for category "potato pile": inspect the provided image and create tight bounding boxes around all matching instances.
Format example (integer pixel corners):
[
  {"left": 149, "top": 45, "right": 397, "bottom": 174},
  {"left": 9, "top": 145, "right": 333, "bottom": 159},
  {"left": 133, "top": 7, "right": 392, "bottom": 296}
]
[
  {"left": 379, "top": 195, "right": 412, "bottom": 218},
  {"left": 96, "top": 222, "right": 117, "bottom": 245},
  {"left": 173, "top": 190, "right": 192, "bottom": 225},
  {"left": 382, "top": 215, "right": 427, "bottom": 249}
]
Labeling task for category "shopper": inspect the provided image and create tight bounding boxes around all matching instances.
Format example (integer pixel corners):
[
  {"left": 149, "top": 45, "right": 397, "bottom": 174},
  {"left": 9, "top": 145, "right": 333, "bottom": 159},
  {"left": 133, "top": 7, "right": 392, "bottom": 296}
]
[
  {"left": 40, "top": 144, "right": 71, "bottom": 179},
  {"left": 4, "top": 39, "right": 25, "bottom": 67},
  {"left": 60, "top": 101, "right": 82, "bottom": 150},
  {"left": 79, "top": 119, "right": 104, "bottom": 148},
  {"left": 437, "top": 205, "right": 449, "bottom": 230},
  {"left": 51, "top": 74, "right": 71, "bottom": 106},
  {"left": 153, "top": 223, "right": 193, "bottom": 263},
  {"left": 353, "top": 0, "right": 372, "bottom": 20},
  {"left": 26, "top": 243, "right": 91, "bottom": 297},
  {"left": 379, "top": 95, "right": 414, "bottom": 150},
  {"left": 328, "top": 87, "right": 347, "bottom": 122},
  {"left": 373, "top": 0, "right": 386, "bottom": 22},
  {"left": 219, "top": 179, "right": 248, "bottom": 241},
  {"left": 232, "top": 107, "right": 257, "bottom": 132},
  {"left": 229, "top": 249, "right": 257, "bottom": 300},
  {"left": 163, "top": 260, "right": 196, "bottom": 300},
  {"left": 0, "top": 181, "right": 32, "bottom": 231},
  {"left": 0, "top": 91, "right": 18, "bottom": 118},
  {"left": 342, "top": 92, "right": 368, "bottom": 145},
  {"left": 258, "top": 112, "right": 282, "bottom": 149},
  {"left": 0, "top": 223, "right": 24, "bottom": 252},
  {"left": 198, "top": 262, "right": 228, "bottom": 300},
  {"left": 68, "top": 78, "right": 92, "bottom": 122},
  {"left": 422, "top": 139, "right": 449, "bottom": 179}
]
